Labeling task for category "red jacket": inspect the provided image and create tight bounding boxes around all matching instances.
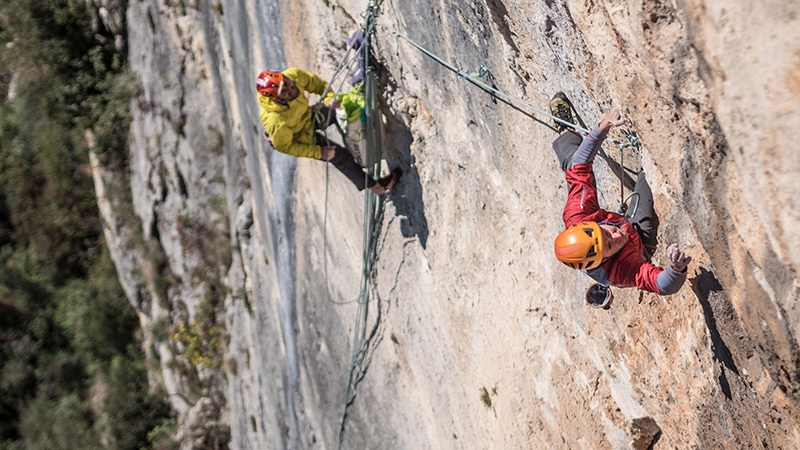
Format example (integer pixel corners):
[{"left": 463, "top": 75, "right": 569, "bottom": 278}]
[{"left": 563, "top": 163, "right": 667, "bottom": 293}]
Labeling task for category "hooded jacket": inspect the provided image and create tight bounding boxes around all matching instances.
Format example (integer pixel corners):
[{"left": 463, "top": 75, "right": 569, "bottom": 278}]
[{"left": 258, "top": 68, "right": 335, "bottom": 159}]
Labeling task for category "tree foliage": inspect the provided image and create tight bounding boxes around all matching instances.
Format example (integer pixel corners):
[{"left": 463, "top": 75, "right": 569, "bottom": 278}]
[{"left": 0, "top": 0, "right": 173, "bottom": 448}]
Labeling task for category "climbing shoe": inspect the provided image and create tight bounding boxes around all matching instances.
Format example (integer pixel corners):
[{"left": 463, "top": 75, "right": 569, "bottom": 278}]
[
  {"left": 369, "top": 168, "right": 402, "bottom": 195},
  {"left": 550, "top": 91, "right": 574, "bottom": 133}
]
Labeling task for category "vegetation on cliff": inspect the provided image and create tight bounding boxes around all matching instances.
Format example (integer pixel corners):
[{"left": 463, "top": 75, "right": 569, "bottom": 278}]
[{"left": 0, "top": 0, "right": 173, "bottom": 448}]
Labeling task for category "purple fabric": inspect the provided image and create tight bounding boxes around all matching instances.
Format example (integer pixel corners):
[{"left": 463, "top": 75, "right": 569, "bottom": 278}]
[
  {"left": 348, "top": 30, "right": 366, "bottom": 85},
  {"left": 347, "top": 30, "right": 364, "bottom": 49}
]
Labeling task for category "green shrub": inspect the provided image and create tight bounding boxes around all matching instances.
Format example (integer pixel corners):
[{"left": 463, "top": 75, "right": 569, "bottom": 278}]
[
  {"left": 105, "top": 352, "right": 173, "bottom": 450},
  {"left": 0, "top": 0, "right": 173, "bottom": 448}
]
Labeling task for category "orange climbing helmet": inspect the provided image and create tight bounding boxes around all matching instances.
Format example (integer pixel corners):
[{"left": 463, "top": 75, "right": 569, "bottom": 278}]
[
  {"left": 554, "top": 221, "right": 604, "bottom": 270},
  {"left": 256, "top": 70, "right": 284, "bottom": 98}
]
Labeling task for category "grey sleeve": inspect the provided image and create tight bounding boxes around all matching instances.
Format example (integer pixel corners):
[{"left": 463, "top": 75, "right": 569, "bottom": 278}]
[
  {"left": 656, "top": 265, "right": 688, "bottom": 295},
  {"left": 569, "top": 127, "right": 608, "bottom": 168}
]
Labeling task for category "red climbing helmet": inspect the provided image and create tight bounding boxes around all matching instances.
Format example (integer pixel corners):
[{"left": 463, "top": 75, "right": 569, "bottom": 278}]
[
  {"left": 554, "top": 221, "right": 604, "bottom": 270},
  {"left": 256, "top": 70, "right": 284, "bottom": 98}
]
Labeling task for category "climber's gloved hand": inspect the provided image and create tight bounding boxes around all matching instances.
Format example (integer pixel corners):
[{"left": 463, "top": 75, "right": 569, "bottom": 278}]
[
  {"left": 327, "top": 98, "right": 341, "bottom": 109},
  {"left": 667, "top": 243, "right": 691, "bottom": 272}
]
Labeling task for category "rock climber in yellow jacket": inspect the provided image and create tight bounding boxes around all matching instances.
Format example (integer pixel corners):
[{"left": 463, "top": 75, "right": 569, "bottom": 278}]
[{"left": 257, "top": 68, "right": 398, "bottom": 194}]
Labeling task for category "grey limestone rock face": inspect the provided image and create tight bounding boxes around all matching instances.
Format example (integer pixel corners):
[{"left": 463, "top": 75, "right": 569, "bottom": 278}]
[
  {"left": 98, "top": 0, "right": 242, "bottom": 426},
  {"left": 93, "top": 0, "right": 800, "bottom": 448}
]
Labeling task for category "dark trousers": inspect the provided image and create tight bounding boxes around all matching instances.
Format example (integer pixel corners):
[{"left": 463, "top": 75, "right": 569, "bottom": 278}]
[
  {"left": 314, "top": 105, "right": 375, "bottom": 191},
  {"left": 553, "top": 131, "right": 659, "bottom": 255}
]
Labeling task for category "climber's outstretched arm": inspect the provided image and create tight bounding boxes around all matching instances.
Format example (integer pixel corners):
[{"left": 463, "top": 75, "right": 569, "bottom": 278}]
[
  {"left": 655, "top": 244, "right": 692, "bottom": 295},
  {"left": 569, "top": 107, "right": 625, "bottom": 168}
]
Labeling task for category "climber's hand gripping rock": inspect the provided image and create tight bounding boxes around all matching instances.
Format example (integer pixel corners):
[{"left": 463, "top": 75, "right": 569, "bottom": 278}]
[
  {"left": 667, "top": 244, "right": 691, "bottom": 272},
  {"left": 599, "top": 107, "right": 626, "bottom": 132}
]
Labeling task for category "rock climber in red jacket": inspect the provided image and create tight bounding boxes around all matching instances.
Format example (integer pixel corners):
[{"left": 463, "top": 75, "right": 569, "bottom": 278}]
[{"left": 550, "top": 92, "right": 691, "bottom": 296}]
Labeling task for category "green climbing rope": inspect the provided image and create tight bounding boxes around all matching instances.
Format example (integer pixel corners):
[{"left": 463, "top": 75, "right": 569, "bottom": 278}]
[{"left": 337, "top": 2, "right": 387, "bottom": 448}]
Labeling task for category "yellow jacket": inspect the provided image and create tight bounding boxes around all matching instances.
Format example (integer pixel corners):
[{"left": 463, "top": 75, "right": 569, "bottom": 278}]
[{"left": 258, "top": 68, "right": 335, "bottom": 159}]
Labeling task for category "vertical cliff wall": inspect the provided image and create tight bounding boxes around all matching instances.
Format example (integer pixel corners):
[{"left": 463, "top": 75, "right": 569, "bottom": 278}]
[{"left": 95, "top": 0, "right": 800, "bottom": 447}]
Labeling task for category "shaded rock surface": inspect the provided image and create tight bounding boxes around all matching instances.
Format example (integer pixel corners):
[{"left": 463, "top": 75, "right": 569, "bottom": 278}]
[{"left": 93, "top": 0, "right": 800, "bottom": 448}]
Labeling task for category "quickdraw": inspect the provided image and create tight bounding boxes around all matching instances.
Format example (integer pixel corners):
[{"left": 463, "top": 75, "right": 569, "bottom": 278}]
[{"left": 613, "top": 129, "right": 641, "bottom": 220}]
